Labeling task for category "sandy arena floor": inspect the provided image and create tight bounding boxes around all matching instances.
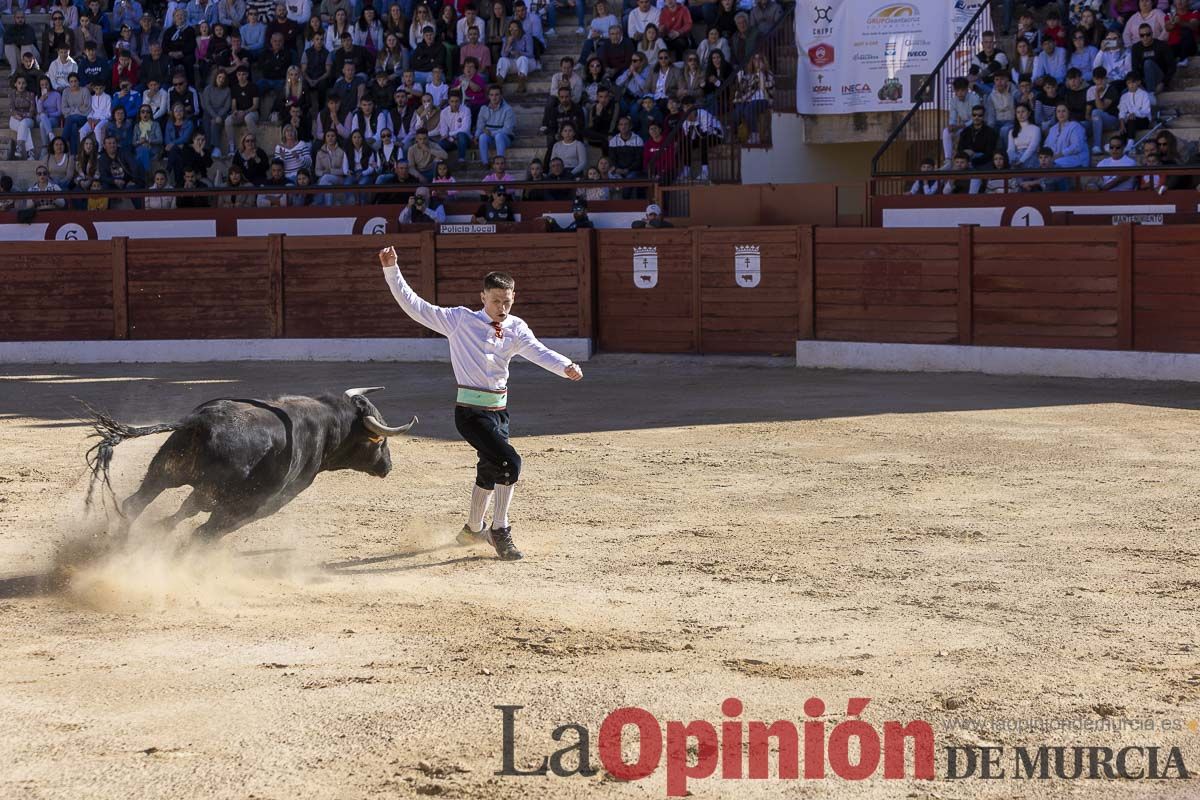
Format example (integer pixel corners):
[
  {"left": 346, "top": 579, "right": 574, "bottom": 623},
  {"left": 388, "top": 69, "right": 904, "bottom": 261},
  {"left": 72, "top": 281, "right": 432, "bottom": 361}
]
[{"left": 0, "top": 357, "right": 1198, "bottom": 799}]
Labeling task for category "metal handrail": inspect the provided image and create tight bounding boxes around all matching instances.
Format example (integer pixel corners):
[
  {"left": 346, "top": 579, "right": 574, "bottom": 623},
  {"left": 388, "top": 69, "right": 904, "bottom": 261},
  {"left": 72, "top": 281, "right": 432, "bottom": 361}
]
[{"left": 870, "top": 0, "right": 995, "bottom": 176}]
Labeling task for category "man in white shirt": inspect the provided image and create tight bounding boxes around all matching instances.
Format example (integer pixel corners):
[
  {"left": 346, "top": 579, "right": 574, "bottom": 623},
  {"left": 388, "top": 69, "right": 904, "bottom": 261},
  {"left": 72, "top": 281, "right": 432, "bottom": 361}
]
[
  {"left": 285, "top": 0, "right": 310, "bottom": 24},
  {"left": 549, "top": 55, "right": 584, "bottom": 103},
  {"left": 627, "top": 0, "right": 661, "bottom": 42},
  {"left": 433, "top": 91, "right": 472, "bottom": 162},
  {"left": 1096, "top": 135, "right": 1138, "bottom": 190},
  {"left": 79, "top": 81, "right": 112, "bottom": 144},
  {"left": 456, "top": 5, "right": 486, "bottom": 45},
  {"left": 378, "top": 246, "right": 584, "bottom": 560}
]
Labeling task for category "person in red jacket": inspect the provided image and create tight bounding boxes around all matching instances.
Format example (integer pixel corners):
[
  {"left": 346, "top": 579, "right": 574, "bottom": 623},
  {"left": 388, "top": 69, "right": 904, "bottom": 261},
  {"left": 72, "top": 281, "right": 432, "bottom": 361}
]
[
  {"left": 111, "top": 46, "right": 139, "bottom": 88},
  {"left": 658, "top": 0, "right": 693, "bottom": 62},
  {"left": 642, "top": 119, "right": 675, "bottom": 180}
]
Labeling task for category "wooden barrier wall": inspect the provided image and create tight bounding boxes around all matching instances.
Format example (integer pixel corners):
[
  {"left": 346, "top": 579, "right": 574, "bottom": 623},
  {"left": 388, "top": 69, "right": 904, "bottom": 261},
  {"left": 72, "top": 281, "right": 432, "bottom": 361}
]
[{"left": 2, "top": 225, "right": 1200, "bottom": 356}]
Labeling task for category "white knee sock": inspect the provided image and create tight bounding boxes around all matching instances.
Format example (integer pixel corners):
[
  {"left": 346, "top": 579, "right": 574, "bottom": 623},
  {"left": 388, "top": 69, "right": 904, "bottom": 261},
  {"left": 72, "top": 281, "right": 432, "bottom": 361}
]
[
  {"left": 492, "top": 483, "right": 515, "bottom": 529},
  {"left": 468, "top": 484, "right": 492, "bottom": 532}
]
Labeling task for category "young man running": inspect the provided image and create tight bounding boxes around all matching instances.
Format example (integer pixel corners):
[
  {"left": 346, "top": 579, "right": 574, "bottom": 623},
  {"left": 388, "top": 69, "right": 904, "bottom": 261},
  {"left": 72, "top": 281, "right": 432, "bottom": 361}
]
[{"left": 378, "top": 246, "right": 584, "bottom": 560}]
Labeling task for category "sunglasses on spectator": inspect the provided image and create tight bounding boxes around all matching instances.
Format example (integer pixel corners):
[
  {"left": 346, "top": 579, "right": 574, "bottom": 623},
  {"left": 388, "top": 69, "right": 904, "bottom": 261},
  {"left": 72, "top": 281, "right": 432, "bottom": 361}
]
[
  {"left": 1109, "top": 143, "right": 1124, "bottom": 150},
  {"left": 174, "top": 81, "right": 185, "bottom": 86},
  {"left": 1140, "top": 32, "right": 1153, "bottom": 37},
  {"left": 36, "top": 170, "right": 48, "bottom": 176}
]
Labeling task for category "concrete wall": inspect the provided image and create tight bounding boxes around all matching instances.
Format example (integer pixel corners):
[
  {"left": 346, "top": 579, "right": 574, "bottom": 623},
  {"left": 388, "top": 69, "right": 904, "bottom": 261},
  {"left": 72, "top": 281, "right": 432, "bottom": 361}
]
[{"left": 740, "top": 113, "right": 881, "bottom": 186}]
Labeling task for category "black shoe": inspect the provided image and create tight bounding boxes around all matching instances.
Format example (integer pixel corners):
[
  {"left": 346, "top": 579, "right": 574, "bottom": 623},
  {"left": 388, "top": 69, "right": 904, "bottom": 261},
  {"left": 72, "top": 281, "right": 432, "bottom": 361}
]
[
  {"left": 487, "top": 526, "right": 524, "bottom": 560},
  {"left": 456, "top": 523, "right": 488, "bottom": 546}
]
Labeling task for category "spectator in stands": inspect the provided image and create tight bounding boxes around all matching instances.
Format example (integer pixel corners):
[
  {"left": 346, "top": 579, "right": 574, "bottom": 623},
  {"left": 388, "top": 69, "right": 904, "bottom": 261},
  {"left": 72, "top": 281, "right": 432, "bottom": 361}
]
[
  {"left": 143, "top": 77, "right": 170, "bottom": 122},
  {"left": 44, "top": 136, "right": 74, "bottom": 188},
  {"left": 47, "top": 46, "right": 77, "bottom": 91},
  {"left": 258, "top": 158, "right": 290, "bottom": 206},
  {"left": 648, "top": 50, "right": 682, "bottom": 106},
  {"left": 632, "top": 202, "right": 671, "bottom": 227},
  {"left": 132, "top": 103, "right": 163, "bottom": 176},
  {"left": 180, "top": 130, "right": 214, "bottom": 184},
  {"left": 544, "top": 157, "right": 575, "bottom": 200},
  {"left": 1061, "top": 68, "right": 1089, "bottom": 124},
  {"left": 411, "top": 25, "right": 441, "bottom": 83},
  {"left": 201, "top": 68, "right": 231, "bottom": 156},
  {"left": 941, "top": 76, "right": 980, "bottom": 164},
  {"left": 1167, "top": 4, "right": 1199, "bottom": 66},
  {"left": 60, "top": 73, "right": 90, "bottom": 154},
  {"left": 433, "top": 91, "right": 471, "bottom": 163},
  {"left": 162, "top": 9, "right": 196, "bottom": 82},
  {"left": 615, "top": 52, "right": 648, "bottom": 110},
  {"left": 1118, "top": 70, "right": 1152, "bottom": 140},
  {"left": 1014, "top": 9, "right": 1039, "bottom": 49},
  {"left": 637, "top": 24, "right": 666, "bottom": 64},
  {"left": 940, "top": 152, "right": 974, "bottom": 194},
  {"left": 981, "top": 151, "right": 1019, "bottom": 193},
  {"left": 974, "top": 30, "right": 1009, "bottom": 76},
  {"left": 1131, "top": 22, "right": 1174, "bottom": 93},
  {"left": 1138, "top": 150, "right": 1166, "bottom": 191},
  {"left": 407, "top": 129, "right": 448, "bottom": 180},
  {"left": 955, "top": 104, "right": 997, "bottom": 168},
  {"left": 74, "top": 135, "right": 100, "bottom": 200},
  {"left": 680, "top": 95, "right": 721, "bottom": 181},
  {"left": 112, "top": 77, "right": 142, "bottom": 121},
  {"left": 1042, "top": 10, "right": 1068, "bottom": 49},
  {"left": 345, "top": 128, "right": 378, "bottom": 200},
  {"left": 27, "top": 165, "right": 65, "bottom": 210},
  {"left": 98, "top": 132, "right": 143, "bottom": 202},
  {"left": 1008, "top": 102, "right": 1042, "bottom": 167},
  {"left": 1035, "top": 76, "right": 1060, "bottom": 133},
  {"left": 550, "top": 55, "right": 584, "bottom": 102},
  {"left": 551, "top": 121, "right": 588, "bottom": 176},
  {"left": 580, "top": 166, "right": 610, "bottom": 200},
  {"left": 475, "top": 83, "right": 515, "bottom": 165},
  {"left": 1084, "top": 65, "right": 1118, "bottom": 151},
  {"left": 163, "top": 103, "right": 193, "bottom": 174},
  {"left": 459, "top": 26, "right": 491, "bottom": 79},
  {"left": 608, "top": 114, "right": 644, "bottom": 182},
  {"left": 599, "top": 24, "right": 635, "bottom": 77},
  {"left": 750, "top": 0, "right": 781, "bottom": 36},
  {"left": 1096, "top": 134, "right": 1138, "bottom": 189},
  {"left": 177, "top": 165, "right": 211, "bottom": 208},
  {"left": 1011, "top": 38, "right": 1036, "bottom": 84},
  {"left": 1124, "top": 0, "right": 1167, "bottom": 47},
  {"left": 373, "top": 128, "right": 405, "bottom": 181},
  {"left": 474, "top": 184, "right": 516, "bottom": 221},
  {"left": 227, "top": 66, "right": 260, "bottom": 153},
  {"left": 983, "top": 72, "right": 1015, "bottom": 143},
  {"left": 730, "top": 51, "right": 772, "bottom": 145},
  {"left": 582, "top": 85, "right": 619, "bottom": 153},
  {"left": 412, "top": 92, "right": 440, "bottom": 145},
  {"left": 168, "top": 72, "right": 203, "bottom": 122},
  {"left": 315, "top": 126, "right": 348, "bottom": 204},
  {"left": 379, "top": 159, "right": 421, "bottom": 203},
  {"left": 497, "top": 20, "right": 537, "bottom": 93},
  {"left": 521, "top": 158, "right": 551, "bottom": 200},
  {"left": 642, "top": 119, "right": 673, "bottom": 179},
  {"left": 704, "top": 48, "right": 733, "bottom": 106},
  {"left": 453, "top": 57, "right": 489, "bottom": 117},
  {"left": 274, "top": 123, "right": 312, "bottom": 180},
  {"left": 143, "top": 168, "right": 177, "bottom": 209},
  {"left": 5, "top": 11, "right": 39, "bottom": 76},
  {"left": 217, "top": 0, "right": 245, "bottom": 27},
  {"left": 1017, "top": 147, "right": 1070, "bottom": 191},
  {"left": 658, "top": 0, "right": 692, "bottom": 62},
  {"left": 233, "top": 132, "right": 269, "bottom": 184},
  {"left": 34, "top": 76, "right": 61, "bottom": 158},
  {"left": 11, "top": 51, "right": 45, "bottom": 95},
  {"left": 730, "top": 13, "right": 759, "bottom": 69},
  {"left": 109, "top": 106, "right": 136, "bottom": 161},
  {"left": 1033, "top": 37, "right": 1068, "bottom": 86},
  {"left": 632, "top": 92, "right": 663, "bottom": 138},
  {"left": 79, "top": 79, "right": 113, "bottom": 147},
  {"left": 541, "top": 84, "right": 585, "bottom": 160},
  {"left": 1069, "top": 30, "right": 1098, "bottom": 81},
  {"left": 1046, "top": 101, "right": 1090, "bottom": 167}
]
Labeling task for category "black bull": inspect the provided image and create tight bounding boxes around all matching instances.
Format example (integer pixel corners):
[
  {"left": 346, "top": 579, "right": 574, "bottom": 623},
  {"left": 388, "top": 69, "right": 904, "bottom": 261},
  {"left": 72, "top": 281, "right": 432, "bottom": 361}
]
[{"left": 84, "top": 387, "right": 417, "bottom": 541}]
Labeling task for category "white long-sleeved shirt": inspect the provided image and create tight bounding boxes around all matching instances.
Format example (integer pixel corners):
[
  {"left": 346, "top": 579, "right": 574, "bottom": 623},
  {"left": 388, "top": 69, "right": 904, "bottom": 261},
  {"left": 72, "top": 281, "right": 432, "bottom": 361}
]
[
  {"left": 383, "top": 266, "right": 572, "bottom": 394},
  {"left": 433, "top": 106, "right": 471, "bottom": 138},
  {"left": 1118, "top": 87, "right": 1152, "bottom": 119},
  {"left": 47, "top": 57, "right": 78, "bottom": 91}
]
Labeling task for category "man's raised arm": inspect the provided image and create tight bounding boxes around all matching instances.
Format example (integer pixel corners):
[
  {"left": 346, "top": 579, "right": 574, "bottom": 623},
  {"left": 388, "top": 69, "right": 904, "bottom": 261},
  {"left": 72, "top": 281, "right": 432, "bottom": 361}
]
[{"left": 379, "top": 246, "right": 458, "bottom": 337}]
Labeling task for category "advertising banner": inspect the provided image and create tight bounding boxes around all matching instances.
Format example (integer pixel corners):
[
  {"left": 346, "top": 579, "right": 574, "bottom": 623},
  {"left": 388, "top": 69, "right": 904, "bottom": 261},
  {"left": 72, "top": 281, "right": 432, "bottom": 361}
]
[{"left": 795, "top": 0, "right": 961, "bottom": 114}]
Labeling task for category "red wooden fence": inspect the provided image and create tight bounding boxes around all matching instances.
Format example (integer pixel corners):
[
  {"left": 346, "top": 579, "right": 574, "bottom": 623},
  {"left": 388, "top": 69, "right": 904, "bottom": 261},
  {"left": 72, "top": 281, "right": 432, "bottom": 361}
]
[{"left": 1, "top": 225, "right": 1199, "bottom": 356}]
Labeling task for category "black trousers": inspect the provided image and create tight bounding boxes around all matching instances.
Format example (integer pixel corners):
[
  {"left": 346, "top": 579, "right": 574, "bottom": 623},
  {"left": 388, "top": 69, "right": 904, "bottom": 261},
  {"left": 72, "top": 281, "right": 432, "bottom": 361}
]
[{"left": 454, "top": 405, "right": 522, "bottom": 489}]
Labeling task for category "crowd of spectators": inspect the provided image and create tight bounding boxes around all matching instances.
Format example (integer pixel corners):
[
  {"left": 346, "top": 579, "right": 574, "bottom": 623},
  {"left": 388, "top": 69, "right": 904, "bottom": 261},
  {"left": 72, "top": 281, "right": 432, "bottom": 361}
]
[
  {"left": 0, "top": 0, "right": 785, "bottom": 207},
  {"left": 926, "top": 0, "right": 1200, "bottom": 193}
]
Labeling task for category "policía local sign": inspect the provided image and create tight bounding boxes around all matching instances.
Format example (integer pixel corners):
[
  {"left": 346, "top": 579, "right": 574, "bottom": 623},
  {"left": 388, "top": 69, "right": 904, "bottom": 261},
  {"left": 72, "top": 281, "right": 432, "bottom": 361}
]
[{"left": 796, "top": 0, "right": 958, "bottom": 114}]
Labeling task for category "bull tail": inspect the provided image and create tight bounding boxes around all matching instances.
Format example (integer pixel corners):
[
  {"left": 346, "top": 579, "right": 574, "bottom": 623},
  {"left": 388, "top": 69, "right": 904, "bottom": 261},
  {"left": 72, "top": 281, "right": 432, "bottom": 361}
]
[{"left": 78, "top": 399, "right": 182, "bottom": 515}]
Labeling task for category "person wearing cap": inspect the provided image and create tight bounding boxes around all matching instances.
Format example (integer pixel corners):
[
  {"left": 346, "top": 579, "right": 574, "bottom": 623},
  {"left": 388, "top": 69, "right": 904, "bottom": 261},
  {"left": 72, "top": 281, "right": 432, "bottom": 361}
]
[
  {"left": 474, "top": 183, "right": 517, "bottom": 222},
  {"left": 556, "top": 198, "right": 594, "bottom": 231},
  {"left": 632, "top": 203, "right": 672, "bottom": 228},
  {"left": 377, "top": 245, "right": 584, "bottom": 561}
]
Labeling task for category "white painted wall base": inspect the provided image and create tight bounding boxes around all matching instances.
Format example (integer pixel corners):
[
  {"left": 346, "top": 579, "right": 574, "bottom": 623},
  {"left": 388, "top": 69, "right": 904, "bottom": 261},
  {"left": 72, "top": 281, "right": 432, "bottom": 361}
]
[
  {"left": 796, "top": 341, "right": 1200, "bottom": 383},
  {"left": 0, "top": 338, "right": 593, "bottom": 364}
]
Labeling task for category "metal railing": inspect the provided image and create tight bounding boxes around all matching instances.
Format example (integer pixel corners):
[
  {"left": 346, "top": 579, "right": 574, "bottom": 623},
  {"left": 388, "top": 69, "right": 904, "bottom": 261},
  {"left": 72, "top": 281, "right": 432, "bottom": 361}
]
[
  {"left": 870, "top": 162, "right": 1199, "bottom": 196},
  {"left": 657, "top": 4, "right": 798, "bottom": 202},
  {"left": 870, "top": 0, "right": 995, "bottom": 194}
]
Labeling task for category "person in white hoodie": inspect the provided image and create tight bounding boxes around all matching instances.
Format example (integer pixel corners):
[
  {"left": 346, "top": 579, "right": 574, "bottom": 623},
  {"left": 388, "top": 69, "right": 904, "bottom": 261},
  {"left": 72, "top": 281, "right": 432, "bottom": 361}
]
[
  {"left": 46, "top": 47, "right": 78, "bottom": 91},
  {"left": 1093, "top": 31, "right": 1131, "bottom": 84},
  {"left": 78, "top": 80, "right": 112, "bottom": 145}
]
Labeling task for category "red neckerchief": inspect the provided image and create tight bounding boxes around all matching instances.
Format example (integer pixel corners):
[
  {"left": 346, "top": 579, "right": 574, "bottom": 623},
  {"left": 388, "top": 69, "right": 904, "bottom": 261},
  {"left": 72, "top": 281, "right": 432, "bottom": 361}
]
[{"left": 491, "top": 320, "right": 504, "bottom": 340}]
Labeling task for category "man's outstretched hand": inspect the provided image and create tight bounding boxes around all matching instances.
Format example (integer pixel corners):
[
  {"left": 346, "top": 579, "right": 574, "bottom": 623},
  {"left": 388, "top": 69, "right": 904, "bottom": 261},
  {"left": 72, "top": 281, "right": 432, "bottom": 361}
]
[
  {"left": 565, "top": 364, "right": 583, "bottom": 381},
  {"left": 378, "top": 246, "right": 398, "bottom": 269}
]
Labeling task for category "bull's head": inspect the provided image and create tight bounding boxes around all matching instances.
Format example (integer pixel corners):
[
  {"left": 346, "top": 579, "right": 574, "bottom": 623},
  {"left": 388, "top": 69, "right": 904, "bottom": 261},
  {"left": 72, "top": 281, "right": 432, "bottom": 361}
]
[{"left": 338, "top": 387, "right": 418, "bottom": 478}]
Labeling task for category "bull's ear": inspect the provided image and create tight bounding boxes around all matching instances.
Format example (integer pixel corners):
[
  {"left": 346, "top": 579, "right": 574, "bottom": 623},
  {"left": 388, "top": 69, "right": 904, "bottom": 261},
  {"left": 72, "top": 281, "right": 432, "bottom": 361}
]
[{"left": 350, "top": 394, "right": 372, "bottom": 413}]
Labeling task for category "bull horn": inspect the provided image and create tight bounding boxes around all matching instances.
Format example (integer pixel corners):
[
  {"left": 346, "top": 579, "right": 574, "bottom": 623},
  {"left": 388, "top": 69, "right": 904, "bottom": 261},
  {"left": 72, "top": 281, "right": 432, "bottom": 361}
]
[
  {"left": 364, "top": 414, "right": 418, "bottom": 437},
  {"left": 345, "top": 386, "right": 385, "bottom": 398}
]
